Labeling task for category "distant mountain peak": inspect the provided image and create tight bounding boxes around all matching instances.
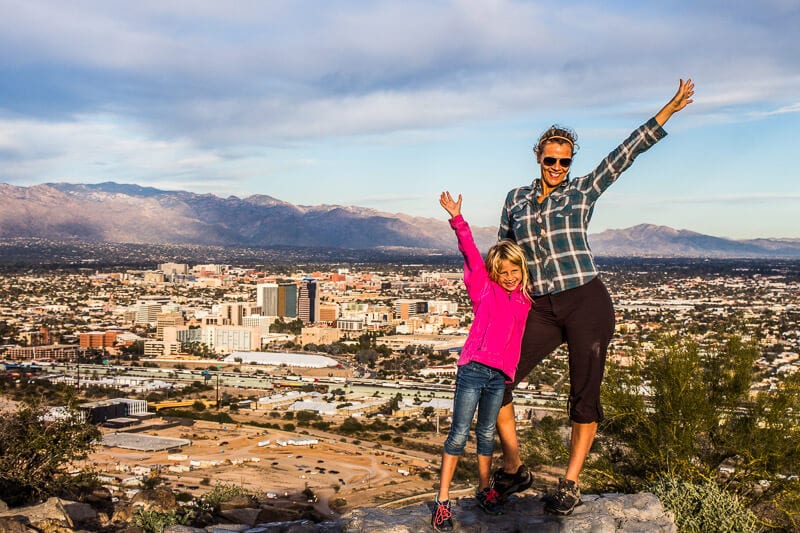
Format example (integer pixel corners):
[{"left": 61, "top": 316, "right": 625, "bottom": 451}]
[
  {"left": 1, "top": 182, "right": 798, "bottom": 258},
  {"left": 46, "top": 181, "right": 173, "bottom": 198}
]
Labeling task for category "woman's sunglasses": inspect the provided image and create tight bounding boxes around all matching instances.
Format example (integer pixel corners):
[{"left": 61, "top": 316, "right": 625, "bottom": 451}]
[{"left": 542, "top": 157, "right": 572, "bottom": 167}]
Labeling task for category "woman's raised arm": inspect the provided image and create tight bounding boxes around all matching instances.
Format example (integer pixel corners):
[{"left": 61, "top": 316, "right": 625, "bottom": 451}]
[{"left": 655, "top": 78, "right": 695, "bottom": 126}]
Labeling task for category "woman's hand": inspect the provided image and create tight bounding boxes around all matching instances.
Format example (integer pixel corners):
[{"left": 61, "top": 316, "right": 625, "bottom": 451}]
[
  {"left": 655, "top": 78, "right": 695, "bottom": 126},
  {"left": 439, "top": 191, "right": 462, "bottom": 219}
]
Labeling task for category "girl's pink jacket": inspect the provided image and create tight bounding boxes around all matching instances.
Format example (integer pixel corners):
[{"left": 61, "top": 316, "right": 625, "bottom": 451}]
[{"left": 450, "top": 215, "right": 532, "bottom": 383}]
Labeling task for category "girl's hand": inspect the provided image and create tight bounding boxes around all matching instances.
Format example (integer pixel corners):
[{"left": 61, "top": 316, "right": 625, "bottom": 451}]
[
  {"left": 655, "top": 78, "right": 695, "bottom": 126},
  {"left": 439, "top": 191, "right": 462, "bottom": 218}
]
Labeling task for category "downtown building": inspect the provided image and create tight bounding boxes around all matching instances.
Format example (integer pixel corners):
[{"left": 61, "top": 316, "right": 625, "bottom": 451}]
[
  {"left": 298, "top": 277, "right": 320, "bottom": 324},
  {"left": 256, "top": 283, "right": 279, "bottom": 316},
  {"left": 393, "top": 299, "right": 429, "bottom": 320},
  {"left": 277, "top": 282, "right": 298, "bottom": 318}
]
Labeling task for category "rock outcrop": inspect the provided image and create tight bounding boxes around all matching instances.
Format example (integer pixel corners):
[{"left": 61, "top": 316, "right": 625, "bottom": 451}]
[
  {"left": 343, "top": 492, "right": 675, "bottom": 532},
  {"left": 0, "top": 492, "right": 675, "bottom": 532}
]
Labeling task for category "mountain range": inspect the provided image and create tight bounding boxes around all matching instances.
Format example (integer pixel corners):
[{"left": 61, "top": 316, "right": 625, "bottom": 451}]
[{"left": 1, "top": 182, "right": 798, "bottom": 259}]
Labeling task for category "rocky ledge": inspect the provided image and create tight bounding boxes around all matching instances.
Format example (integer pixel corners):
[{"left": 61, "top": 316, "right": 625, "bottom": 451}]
[{"left": 0, "top": 492, "right": 675, "bottom": 533}]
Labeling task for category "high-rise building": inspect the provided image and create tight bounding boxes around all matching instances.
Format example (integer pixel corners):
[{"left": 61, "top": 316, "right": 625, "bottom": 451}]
[
  {"left": 218, "top": 302, "right": 246, "bottom": 326},
  {"left": 156, "top": 312, "right": 184, "bottom": 340},
  {"left": 135, "top": 304, "right": 162, "bottom": 326},
  {"left": 79, "top": 331, "right": 119, "bottom": 348},
  {"left": 319, "top": 302, "right": 339, "bottom": 324},
  {"left": 158, "top": 262, "right": 189, "bottom": 276},
  {"left": 256, "top": 283, "right": 279, "bottom": 316},
  {"left": 201, "top": 325, "right": 261, "bottom": 354},
  {"left": 393, "top": 299, "right": 429, "bottom": 320},
  {"left": 242, "top": 315, "right": 277, "bottom": 335},
  {"left": 298, "top": 277, "right": 319, "bottom": 324},
  {"left": 427, "top": 300, "right": 460, "bottom": 316},
  {"left": 277, "top": 282, "right": 298, "bottom": 318}
]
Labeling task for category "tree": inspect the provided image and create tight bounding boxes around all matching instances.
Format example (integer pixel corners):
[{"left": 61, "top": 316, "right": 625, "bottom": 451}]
[
  {"left": 0, "top": 400, "right": 101, "bottom": 506},
  {"left": 383, "top": 392, "right": 403, "bottom": 414},
  {"left": 355, "top": 349, "right": 378, "bottom": 365}
]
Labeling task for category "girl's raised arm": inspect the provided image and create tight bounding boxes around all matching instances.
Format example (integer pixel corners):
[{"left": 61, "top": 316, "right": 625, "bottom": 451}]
[{"left": 439, "top": 191, "right": 462, "bottom": 219}]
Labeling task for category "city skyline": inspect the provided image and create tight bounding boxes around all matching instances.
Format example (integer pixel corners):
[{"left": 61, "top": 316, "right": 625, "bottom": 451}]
[{"left": 1, "top": 1, "right": 798, "bottom": 238}]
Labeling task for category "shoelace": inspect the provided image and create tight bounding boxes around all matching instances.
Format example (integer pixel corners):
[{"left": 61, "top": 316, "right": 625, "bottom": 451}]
[
  {"left": 552, "top": 483, "right": 576, "bottom": 504},
  {"left": 434, "top": 502, "right": 452, "bottom": 525},
  {"left": 484, "top": 488, "right": 500, "bottom": 503}
]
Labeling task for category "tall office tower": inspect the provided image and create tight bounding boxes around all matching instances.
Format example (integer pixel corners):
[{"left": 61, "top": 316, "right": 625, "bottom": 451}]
[
  {"left": 135, "top": 303, "right": 163, "bottom": 326},
  {"left": 297, "top": 277, "right": 319, "bottom": 324},
  {"left": 256, "top": 283, "right": 279, "bottom": 316},
  {"left": 156, "top": 312, "right": 184, "bottom": 340},
  {"left": 277, "top": 282, "right": 298, "bottom": 318}
]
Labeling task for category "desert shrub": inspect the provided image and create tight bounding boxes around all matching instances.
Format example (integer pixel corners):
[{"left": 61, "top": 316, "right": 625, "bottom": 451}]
[
  {"left": 198, "top": 482, "right": 253, "bottom": 509},
  {"left": 650, "top": 476, "right": 760, "bottom": 533},
  {"left": 0, "top": 400, "right": 100, "bottom": 506},
  {"left": 131, "top": 508, "right": 192, "bottom": 533},
  {"left": 589, "top": 335, "right": 800, "bottom": 529}
]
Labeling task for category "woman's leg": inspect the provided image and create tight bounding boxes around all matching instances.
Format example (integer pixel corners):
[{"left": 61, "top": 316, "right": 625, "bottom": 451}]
[
  {"left": 561, "top": 277, "right": 615, "bottom": 484},
  {"left": 498, "top": 299, "right": 564, "bottom": 473}
]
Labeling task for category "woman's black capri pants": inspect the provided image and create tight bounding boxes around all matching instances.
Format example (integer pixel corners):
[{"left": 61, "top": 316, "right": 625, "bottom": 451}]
[{"left": 502, "top": 276, "right": 615, "bottom": 424}]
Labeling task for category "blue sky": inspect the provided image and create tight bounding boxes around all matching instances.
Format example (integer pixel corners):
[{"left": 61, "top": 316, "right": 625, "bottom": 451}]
[{"left": 1, "top": 0, "right": 798, "bottom": 239}]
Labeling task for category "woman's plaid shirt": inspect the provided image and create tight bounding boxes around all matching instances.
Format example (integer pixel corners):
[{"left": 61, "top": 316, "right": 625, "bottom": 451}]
[{"left": 499, "top": 118, "right": 667, "bottom": 296}]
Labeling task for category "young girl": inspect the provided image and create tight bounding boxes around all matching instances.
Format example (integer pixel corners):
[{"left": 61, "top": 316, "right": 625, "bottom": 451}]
[{"left": 431, "top": 191, "right": 532, "bottom": 531}]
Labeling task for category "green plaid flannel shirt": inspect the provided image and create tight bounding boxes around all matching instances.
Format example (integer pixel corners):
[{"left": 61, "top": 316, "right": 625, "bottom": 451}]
[{"left": 499, "top": 117, "right": 667, "bottom": 296}]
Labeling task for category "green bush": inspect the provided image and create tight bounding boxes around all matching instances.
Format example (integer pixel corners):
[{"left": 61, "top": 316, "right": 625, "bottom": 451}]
[
  {"left": 131, "top": 508, "right": 192, "bottom": 533},
  {"left": 199, "top": 482, "right": 253, "bottom": 509},
  {"left": 0, "top": 401, "right": 100, "bottom": 506},
  {"left": 592, "top": 335, "right": 800, "bottom": 528},
  {"left": 650, "top": 476, "right": 760, "bottom": 533}
]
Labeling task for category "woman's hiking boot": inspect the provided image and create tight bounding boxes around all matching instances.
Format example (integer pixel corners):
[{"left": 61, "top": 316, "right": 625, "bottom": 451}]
[
  {"left": 491, "top": 463, "right": 533, "bottom": 500},
  {"left": 543, "top": 478, "right": 582, "bottom": 515}
]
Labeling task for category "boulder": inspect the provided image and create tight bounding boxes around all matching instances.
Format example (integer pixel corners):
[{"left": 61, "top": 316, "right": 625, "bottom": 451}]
[
  {"left": 0, "top": 517, "right": 29, "bottom": 533},
  {"left": 218, "top": 508, "right": 263, "bottom": 526},
  {"left": 342, "top": 492, "right": 676, "bottom": 533},
  {"left": 130, "top": 489, "right": 177, "bottom": 512},
  {"left": 0, "top": 498, "right": 72, "bottom": 530},
  {"left": 61, "top": 502, "right": 96, "bottom": 526},
  {"left": 217, "top": 495, "right": 258, "bottom": 511}
]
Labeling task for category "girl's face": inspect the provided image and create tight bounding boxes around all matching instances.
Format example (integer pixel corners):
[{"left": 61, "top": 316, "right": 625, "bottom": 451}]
[{"left": 496, "top": 259, "right": 523, "bottom": 293}]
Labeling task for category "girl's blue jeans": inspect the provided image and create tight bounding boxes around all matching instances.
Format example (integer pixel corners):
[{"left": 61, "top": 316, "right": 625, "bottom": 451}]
[{"left": 443, "top": 361, "right": 507, "bottom": 457}]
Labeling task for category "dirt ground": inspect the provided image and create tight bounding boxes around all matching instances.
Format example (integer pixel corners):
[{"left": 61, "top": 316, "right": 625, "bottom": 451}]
[{"left": 89, "top": 417, "right": 443, "bottom": 515}]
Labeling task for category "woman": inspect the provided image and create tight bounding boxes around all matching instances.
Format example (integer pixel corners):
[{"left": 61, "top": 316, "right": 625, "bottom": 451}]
[{"left": 491, "top": 79, "right": 695, "bottom": 516}]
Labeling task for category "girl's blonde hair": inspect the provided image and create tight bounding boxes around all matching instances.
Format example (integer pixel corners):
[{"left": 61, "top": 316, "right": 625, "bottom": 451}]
[{"left": 485, "top": 239, "right": 531, "bottom": 300}]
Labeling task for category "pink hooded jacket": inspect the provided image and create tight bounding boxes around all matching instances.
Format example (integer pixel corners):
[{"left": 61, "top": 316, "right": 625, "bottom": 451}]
[{"left": 450, "top": 215, "right": 531, "bottom": 383}]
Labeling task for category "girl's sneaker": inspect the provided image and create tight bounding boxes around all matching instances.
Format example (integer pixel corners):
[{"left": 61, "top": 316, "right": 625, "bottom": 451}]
[
  {"left": 475, "top": 486, "right": 504, "bottom": 515},
  {"left": 431, "top": 498, "right": 454, "bottom": 531}
]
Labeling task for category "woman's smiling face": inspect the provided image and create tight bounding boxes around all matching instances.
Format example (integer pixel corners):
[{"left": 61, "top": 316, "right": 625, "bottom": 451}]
[{"left": 538, "top": 141, "right": 573, "bottom": 189}]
